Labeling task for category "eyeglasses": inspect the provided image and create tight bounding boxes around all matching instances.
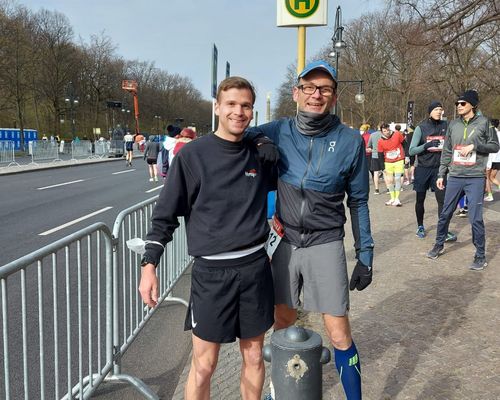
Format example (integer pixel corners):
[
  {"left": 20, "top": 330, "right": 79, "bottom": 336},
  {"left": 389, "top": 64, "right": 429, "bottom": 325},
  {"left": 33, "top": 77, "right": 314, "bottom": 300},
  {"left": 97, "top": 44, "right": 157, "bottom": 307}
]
[
  {"left": 455, "top": 101, "right": 467, "bottom": 106},
  {"left": 298, "top": 84, "right": 335, "bottom": 96}
]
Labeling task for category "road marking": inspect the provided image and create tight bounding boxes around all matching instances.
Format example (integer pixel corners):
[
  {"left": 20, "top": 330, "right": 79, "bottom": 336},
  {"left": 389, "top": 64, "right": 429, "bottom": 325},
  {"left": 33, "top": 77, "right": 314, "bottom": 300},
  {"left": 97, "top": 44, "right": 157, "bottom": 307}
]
[
  {"left": 39, "top": 206, "right": 113, "bottom": 236},
  {"left": 146, "top": 185, "right": 163, "bottom": 193},
  {"left": 113, "top": 169, "right": 136, "bottom": 175},
  {"left": 37, "top": 179, "right": 85, "bottom": 190}
]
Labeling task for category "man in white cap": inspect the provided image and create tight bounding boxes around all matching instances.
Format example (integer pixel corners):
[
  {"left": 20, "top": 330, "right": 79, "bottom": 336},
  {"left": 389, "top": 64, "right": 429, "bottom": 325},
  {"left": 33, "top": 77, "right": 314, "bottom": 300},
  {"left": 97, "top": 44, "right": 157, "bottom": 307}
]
[
  {"left": 249, "top": 60, "right": 373, "bottom": 400},
  {"left": 427, "top": 90, "right": 499, "bottom": 270}
]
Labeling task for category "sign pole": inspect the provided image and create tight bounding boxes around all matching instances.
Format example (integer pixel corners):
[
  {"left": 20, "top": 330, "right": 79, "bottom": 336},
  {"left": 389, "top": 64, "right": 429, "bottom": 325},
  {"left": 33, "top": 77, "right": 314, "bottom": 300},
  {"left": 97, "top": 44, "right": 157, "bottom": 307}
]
[{"left": 297, "top": 26, "right": 306, "bottom": 74}]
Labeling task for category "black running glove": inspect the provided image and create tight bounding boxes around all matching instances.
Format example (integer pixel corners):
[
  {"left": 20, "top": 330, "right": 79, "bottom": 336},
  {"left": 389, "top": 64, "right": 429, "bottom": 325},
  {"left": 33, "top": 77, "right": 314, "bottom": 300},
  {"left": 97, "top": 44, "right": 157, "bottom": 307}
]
[
  {"left": 349, "top": 261, "right": 372, "bottom": 291},
  {"left": 424, "top": 139, "right": 441, "bottom": 150},
  {"left": 255, "top": 137, "right": 280, "bottom": 164}
]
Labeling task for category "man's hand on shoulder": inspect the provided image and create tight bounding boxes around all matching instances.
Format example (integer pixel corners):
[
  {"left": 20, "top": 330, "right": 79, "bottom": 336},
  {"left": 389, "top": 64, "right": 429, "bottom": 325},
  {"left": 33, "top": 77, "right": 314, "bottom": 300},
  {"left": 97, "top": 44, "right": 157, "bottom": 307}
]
[
  {"left": 349, "top": 260, "right": 372, "bottom": 291},
  {"left": 255, "top": 137, "right": 280, "bottom": 164}
]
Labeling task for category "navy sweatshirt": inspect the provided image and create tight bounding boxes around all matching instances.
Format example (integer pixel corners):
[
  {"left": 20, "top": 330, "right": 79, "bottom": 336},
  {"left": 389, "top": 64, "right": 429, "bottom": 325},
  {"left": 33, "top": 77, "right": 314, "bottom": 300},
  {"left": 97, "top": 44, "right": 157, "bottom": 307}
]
[{"left": 144, "top": 133, "right": 276, "bottom": 264}]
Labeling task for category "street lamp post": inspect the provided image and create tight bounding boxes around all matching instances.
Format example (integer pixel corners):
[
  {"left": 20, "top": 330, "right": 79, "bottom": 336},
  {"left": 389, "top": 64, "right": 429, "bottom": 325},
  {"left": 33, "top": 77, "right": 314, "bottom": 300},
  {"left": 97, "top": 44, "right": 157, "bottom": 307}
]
[
  {"left": 65, "top": 81, "right": 79, "bottom": 139},
  {"left": 121, "top": 108, "right": 131, "bottom": 130},
  {"left": 329, "top": 6, "right": 365, "bottom": 119},
  {"left": 154, "top": 115, "right": 162, "bottom": 134}
]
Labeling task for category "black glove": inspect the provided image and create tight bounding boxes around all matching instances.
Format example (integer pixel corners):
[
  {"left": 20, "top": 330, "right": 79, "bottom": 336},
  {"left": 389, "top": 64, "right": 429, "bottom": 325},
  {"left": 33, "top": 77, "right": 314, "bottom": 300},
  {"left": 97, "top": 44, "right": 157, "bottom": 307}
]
[
  {"left": 349, "top": 261, "right": 372, "bottom": 291},
  {"left": 424, "top": 139, "right": 441, "bottom": 150},
  {"left": 256, "top": 141, "right": 280, "bottom": 164}
]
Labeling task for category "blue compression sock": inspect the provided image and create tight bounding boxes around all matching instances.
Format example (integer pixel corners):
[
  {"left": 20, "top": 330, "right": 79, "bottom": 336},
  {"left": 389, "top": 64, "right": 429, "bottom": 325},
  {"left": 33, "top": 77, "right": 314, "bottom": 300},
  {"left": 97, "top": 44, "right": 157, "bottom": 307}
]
[{"left": 334, "top": 342, "right": 362, "bottom": 400}]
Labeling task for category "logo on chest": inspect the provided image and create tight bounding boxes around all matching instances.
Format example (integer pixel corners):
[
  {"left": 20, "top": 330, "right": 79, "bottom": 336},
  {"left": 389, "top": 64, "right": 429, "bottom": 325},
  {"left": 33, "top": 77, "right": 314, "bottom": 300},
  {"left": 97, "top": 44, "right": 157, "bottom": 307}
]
[
  {"left": 328, "top": 141, "right": 336, "bottom": 152},
  {"left": 245, "top": 168, "right": 257, "bottom": 178}
]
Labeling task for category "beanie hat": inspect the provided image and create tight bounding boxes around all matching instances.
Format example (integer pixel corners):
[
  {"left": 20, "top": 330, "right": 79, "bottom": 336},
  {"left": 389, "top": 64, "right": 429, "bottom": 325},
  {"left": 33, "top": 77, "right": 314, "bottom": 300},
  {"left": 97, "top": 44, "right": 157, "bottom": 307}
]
[
  {"left": 457, "top": 90, "right": 479, "bottom": 107},
  {"left": 428, "top": 101, "right": 443, "bottom": 114}
]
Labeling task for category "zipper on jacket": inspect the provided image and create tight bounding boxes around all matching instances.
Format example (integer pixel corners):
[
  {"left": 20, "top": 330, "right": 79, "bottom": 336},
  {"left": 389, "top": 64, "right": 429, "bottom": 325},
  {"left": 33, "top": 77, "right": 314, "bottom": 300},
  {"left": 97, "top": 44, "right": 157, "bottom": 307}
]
[{"left": 299, "top": 137, "right": 314, "bottom": 246}]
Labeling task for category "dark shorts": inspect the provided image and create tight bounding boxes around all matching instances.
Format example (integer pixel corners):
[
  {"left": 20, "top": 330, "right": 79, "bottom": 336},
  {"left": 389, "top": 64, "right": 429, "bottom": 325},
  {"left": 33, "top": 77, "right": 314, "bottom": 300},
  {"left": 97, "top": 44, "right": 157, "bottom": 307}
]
[
  {"left": 491, "top": 162, "right": 500, "bottom": 170},
  {"left": 370, "top": 157, "right": 384, "bottom": 172},
  {"left": 146, "top": 158, "right": 156, "bottom": 165},
  {"left": 184, "top": 249, "right": 274, "bottom": 343},
  {"left": 413, "top": 166, "right": 440, "bottom": 192},
  {"left": 125, "top": 142, "right": 134, "bottom": 151}
]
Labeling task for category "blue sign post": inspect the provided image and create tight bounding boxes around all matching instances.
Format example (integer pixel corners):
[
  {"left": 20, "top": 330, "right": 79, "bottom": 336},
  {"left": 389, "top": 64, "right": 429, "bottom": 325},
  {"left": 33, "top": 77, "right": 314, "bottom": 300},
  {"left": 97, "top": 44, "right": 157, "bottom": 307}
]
[{"left": 211, "top": 44, "right": 218, "bottom": 99}]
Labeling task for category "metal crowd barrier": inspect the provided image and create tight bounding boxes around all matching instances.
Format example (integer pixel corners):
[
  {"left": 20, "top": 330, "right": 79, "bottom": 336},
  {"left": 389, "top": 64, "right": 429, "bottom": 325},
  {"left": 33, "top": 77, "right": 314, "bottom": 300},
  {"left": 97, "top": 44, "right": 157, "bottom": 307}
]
[
  {"left": 71, "top": 140, "right": 93, "bottom": 161},
  {"left": 93, "top": 141, "right": 110, "bottom": 159},
  {"left": 30, "top": 140, "right": 61, "bottom": 165},
  {"left": 0, "top": 196, "right": 192, "bottom": 399},
  {"left": 0, "top": 141, "right": 20, "bottom": 168}
]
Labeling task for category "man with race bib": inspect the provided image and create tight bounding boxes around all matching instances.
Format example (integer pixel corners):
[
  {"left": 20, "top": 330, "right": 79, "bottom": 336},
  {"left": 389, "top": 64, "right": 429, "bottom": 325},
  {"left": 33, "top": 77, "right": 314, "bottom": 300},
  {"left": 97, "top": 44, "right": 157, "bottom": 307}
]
[
  {"left": 426, "top": 90, "right": 499, "bottom": 270},
  {"left": 377, "top": 123, "right": 405, "bottom": 207}
]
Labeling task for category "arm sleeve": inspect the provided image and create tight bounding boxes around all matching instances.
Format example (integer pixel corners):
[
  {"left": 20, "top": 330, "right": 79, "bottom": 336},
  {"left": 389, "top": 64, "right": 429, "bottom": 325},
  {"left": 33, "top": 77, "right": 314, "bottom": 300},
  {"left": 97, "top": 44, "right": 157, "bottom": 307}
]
[
  {"left": 245, "top": 120, "right": 281, "bottom": 143},
  {"left": 409, "top": 126, "right": 425, "bottom": 156},
  {"left": 438, "top": 124, "right": 454, "bottom": 177},
  {"left": 475, "top": 120, "right": 500, "bottom": 154},
  {"left": 144, "top": 155, "right": 199, "bottom": 265},
  {"left": 367, "top": 135, "right": 373, "bottom": 149},
  {"left": 346, "top": 140, "right": 375, "bottom": 268}
]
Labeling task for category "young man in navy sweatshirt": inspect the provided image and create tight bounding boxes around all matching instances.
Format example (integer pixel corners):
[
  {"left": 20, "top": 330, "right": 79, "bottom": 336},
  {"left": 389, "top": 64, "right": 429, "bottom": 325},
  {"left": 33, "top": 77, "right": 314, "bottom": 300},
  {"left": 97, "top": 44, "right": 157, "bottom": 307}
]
[{"left": 139, "top": 76, "right": 276, "bottom": 400}]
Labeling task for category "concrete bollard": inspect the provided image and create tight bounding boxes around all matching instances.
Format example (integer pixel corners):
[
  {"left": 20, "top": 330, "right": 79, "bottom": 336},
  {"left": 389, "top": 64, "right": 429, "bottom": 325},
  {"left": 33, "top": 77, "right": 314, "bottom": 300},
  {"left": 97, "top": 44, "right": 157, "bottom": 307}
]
[{"left": 263, "top": 326, "right": 331, "bottom": 399}]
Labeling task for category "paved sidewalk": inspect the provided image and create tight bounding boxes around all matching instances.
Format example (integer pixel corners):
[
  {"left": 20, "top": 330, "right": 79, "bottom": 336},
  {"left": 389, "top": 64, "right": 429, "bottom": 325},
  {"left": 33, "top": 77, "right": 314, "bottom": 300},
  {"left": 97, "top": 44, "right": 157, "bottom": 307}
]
[{"left": 172, "top": 188, "right": 500, "bottom": 400}]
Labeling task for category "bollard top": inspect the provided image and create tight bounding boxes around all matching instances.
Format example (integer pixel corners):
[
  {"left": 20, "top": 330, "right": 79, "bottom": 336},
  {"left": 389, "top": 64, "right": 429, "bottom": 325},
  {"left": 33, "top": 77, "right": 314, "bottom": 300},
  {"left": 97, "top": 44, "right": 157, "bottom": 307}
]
[
  {"left": 284, "top": 326, "right": 309, "bottom": 342},
  {"left": 271, "top": 325, "right": 323, "bottom": 350}
]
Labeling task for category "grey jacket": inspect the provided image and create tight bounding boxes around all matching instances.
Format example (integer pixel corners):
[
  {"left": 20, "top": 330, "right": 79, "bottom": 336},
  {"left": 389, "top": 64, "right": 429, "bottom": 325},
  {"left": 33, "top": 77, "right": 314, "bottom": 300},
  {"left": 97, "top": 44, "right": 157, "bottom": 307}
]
[
  {"left": 144, "top": 141, "right": 160, "bottom": 160},
  {"left": 439, "top": 114, "right": 499, "bottom": 178},
  {"left": 367, "top": 131, "right": 382, "bottom": 158}
]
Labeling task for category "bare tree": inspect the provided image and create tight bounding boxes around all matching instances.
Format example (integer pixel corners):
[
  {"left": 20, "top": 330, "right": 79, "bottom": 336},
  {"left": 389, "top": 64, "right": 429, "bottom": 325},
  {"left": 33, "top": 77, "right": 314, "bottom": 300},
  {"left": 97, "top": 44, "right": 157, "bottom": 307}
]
[{"left": 32, "top": 9, "right": 78, "bottom": 136}]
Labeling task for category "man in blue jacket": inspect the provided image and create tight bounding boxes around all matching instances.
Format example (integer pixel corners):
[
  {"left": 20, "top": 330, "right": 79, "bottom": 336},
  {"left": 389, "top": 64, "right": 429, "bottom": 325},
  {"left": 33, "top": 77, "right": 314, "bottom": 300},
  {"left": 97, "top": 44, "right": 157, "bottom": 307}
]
[{"left": 249, "top": 60, "right": 374, "bottom": 400}]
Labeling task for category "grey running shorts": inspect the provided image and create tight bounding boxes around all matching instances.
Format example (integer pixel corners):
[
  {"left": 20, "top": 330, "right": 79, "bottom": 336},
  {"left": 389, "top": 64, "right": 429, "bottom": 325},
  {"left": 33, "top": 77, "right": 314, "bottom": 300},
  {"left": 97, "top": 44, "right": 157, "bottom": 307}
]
[
  {"left": 271, "top": 240, "right": 349, "bottom": 316},
  {"left": 184, "top": 249, "right": 274, "bottom": 343}
]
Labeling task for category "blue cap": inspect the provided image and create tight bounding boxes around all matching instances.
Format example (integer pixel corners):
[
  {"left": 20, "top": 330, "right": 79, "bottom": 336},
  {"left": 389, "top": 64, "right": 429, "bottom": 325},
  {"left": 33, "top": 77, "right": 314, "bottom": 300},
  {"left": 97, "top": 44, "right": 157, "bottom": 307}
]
[{"left": 298, "top": 60, "right": 337, "bottom": 82}]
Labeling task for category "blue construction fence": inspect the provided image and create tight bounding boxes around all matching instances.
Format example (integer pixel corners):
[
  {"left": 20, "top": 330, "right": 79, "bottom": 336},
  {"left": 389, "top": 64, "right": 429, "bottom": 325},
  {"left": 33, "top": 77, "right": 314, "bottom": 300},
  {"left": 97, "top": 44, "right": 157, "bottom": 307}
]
[{"left": 0, "top": 128, "right": 38, "bottom": 150}]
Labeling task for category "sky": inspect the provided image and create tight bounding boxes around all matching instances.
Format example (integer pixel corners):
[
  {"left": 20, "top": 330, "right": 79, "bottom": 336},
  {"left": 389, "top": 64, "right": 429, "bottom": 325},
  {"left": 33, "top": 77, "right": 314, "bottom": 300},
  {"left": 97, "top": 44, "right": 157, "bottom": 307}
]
[{"left": 22, "top": 0, "right": 384, "bottom": 124}]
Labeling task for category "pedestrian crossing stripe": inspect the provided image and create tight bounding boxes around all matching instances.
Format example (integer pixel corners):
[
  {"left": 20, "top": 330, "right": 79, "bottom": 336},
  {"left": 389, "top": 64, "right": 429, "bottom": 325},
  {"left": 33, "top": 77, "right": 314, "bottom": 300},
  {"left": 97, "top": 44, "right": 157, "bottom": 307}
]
[{"left": 285, "top": 0, "right": 320, "bottom": 18}]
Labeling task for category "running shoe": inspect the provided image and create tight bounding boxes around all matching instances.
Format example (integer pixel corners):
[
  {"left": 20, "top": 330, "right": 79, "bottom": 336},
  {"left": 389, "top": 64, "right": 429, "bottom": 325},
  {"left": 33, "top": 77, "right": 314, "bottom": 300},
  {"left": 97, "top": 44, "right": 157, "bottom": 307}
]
[
  {"left": 445, "top": 232, "right": 457, "bottom": 242},
  {"left": 427, "top": 244, "right": 444, "bottom": 259},
  {"left": 456, "top": 209, "right": 468, "bottom": 218},
  {"left": 484, "top": 193, "right": 494, "bottom": 202},
  {"left": 385, "top": 199, "right": 394, "bottom": 206},
  {"left": 416, "top": 226, "right": 426, "bottom": 238},
  {"left": 149, "top": 177, "right": 154, "bottom": 182},
  {"left": 469, "top": 256, "right": 488, "bottom": 271},
  {"left": 154, "top": 176, "right": 159, "bottom": 182},
  {"left": 263, "top": 395, "right": 273, "bottom": 400},
  {"left": 392, "top": 198, "right": 402, "bottom": 207},
  {"left": 374, "top": 189, "right": 380, "bottom": 195},
  {"left": 403, "top": 180, "right": 410, "bottom": 186}
]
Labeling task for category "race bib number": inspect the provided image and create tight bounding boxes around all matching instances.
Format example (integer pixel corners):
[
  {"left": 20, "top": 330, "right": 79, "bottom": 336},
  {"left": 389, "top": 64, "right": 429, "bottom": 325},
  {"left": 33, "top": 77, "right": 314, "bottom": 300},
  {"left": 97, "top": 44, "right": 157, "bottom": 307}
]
[
  {"left": 386, "top": 148, "right": 400, "bottom": 160},
  {"left": 266, "top": 216, "right": 284, "bottom": 258},
  {"left": 426, "top": 135, "right": 444, "bottom": 152},
  {"left": 453, "top": 145, "right": 476, "bottom": 166}
]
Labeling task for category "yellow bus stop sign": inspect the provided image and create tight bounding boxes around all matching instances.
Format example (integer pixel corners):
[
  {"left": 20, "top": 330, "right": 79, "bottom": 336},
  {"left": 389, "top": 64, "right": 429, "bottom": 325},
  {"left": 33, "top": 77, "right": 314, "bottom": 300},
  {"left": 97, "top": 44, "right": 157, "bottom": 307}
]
[
  {"left": 277, "top": 0, "right": 327, "bottom": 27},
  {"left": 285, "top": 0, "right": 319, "bottom": 18}
]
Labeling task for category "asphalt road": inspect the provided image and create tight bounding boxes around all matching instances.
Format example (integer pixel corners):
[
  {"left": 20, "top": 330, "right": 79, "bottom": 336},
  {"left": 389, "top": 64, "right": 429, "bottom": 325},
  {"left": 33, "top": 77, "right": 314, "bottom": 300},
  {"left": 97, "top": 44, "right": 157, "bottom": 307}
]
[
  {"left": 0, "top": 160, "right": 163, "bottom": 265},
  {"left": 0, "top": 159, "right": 192, "bottom": 400}
]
